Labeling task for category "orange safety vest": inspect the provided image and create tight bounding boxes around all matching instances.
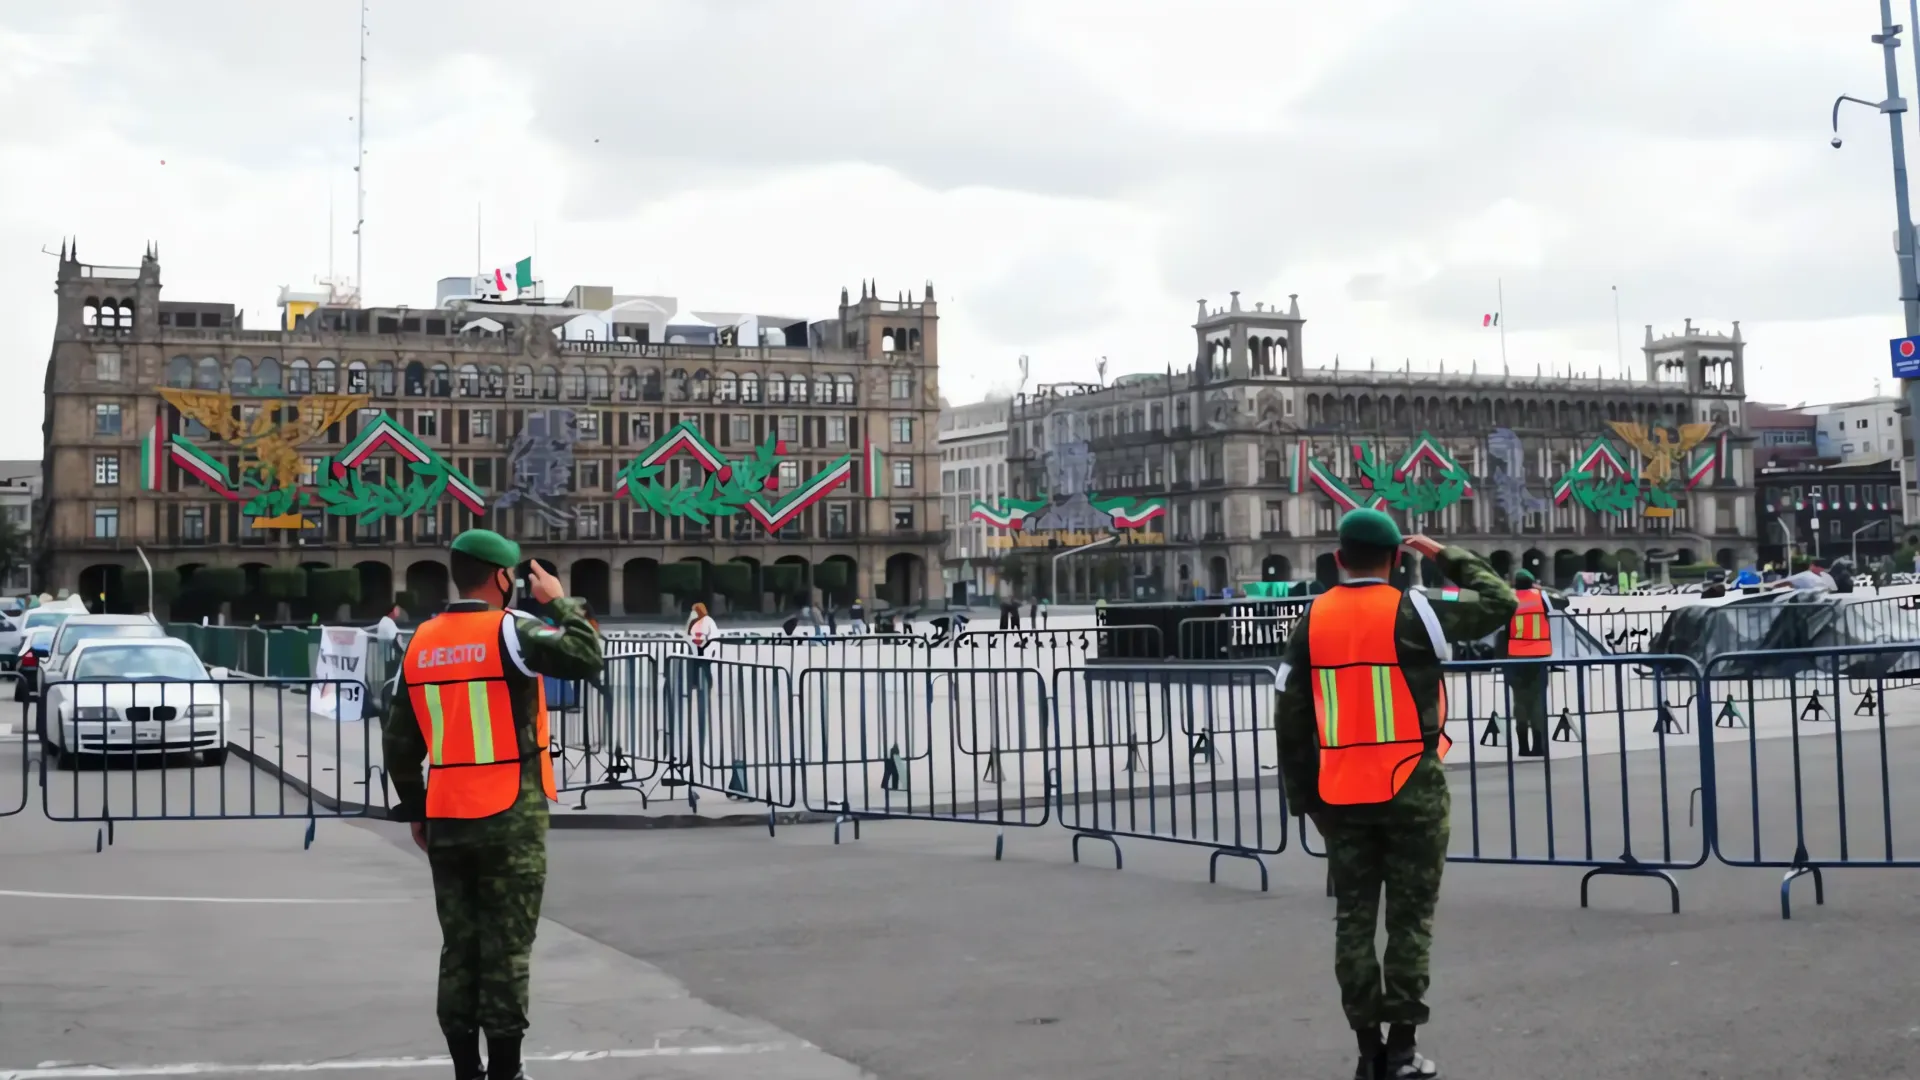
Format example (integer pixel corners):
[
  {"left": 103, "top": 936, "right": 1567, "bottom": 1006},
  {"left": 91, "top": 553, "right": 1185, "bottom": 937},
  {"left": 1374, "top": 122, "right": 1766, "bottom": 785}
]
[
  {"left": 405, "top": 609, "right": 557, "bottom": 819},
  {"left": 1508, "top": 589, "right": 1553, "bottom": 658},
  {"left": 1307, "top": 583, "right": 1451, "bottom": 806}
]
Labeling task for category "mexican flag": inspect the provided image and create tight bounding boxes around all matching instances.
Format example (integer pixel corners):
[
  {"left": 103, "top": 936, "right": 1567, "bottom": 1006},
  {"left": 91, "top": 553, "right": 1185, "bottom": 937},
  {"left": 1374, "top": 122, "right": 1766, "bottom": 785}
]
[
  {"left": 138, "top": 411, "right": 166, "bottom": 490},
  {"left": 862, "top": 439, "right": 887, "bottom": 497},
  {"left": 487, "top": 257, "right": 534, "bottom": 295}
]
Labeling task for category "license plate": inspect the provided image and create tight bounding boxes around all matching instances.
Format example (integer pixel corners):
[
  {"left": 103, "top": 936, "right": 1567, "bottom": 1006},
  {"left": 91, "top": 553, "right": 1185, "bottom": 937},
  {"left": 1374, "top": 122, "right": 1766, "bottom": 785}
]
[{"left": 136, "top": 729, "right": 159, "bottom": 741}]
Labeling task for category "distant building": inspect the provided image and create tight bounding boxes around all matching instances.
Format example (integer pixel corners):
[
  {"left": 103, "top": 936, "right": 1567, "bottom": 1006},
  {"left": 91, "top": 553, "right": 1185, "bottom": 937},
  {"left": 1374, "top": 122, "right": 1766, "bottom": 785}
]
[
  {"left": 1750, "top": 400, "right": 1905, "bottom": 568},
  {"left": 1000, "top": 297, "right": 1757, "bottom": 599},
  {"left": 937, "top": 397, "right": 1011, "bottom": 603},
  {"left": 0, "top": 459, "right": 37, "bottom": 594}
]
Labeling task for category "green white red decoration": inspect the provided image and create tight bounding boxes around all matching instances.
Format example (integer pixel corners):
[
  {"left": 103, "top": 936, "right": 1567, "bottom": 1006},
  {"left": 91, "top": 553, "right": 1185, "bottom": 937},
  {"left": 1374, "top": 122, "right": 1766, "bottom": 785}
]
[
  {"left": 617, "top": 420, "right": 852, "bottom": 530},
  {"left": 1291, "top": 432, "right": 1473, "bottom": 515},
  {"left": 862, "top": 440, "right": 887, "bottom": 497},
  {"left": 138, "top": 411, "right": 167, "bottom": 491}
]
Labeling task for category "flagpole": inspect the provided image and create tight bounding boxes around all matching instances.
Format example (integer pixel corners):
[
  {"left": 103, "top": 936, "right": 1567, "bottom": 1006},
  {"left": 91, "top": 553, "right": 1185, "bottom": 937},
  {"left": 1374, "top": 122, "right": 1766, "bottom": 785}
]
[
  {"left": 1497, "top": 278, "right": 1508, "bottom": 370},
  {"left": 475, "top": 202, "right": 482, "bottom": 279},
  {"left": 1612, "top": 284, "right": 1624, "bottom": 380}
]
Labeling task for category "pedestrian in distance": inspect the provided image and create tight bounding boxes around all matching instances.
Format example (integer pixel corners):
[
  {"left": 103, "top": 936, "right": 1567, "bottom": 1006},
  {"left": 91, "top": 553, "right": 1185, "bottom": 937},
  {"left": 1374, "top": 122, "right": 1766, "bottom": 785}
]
[
  {"left": 384, "top": 529, "right": 605, "bottom": 1080},
  {"left": 1275, "top": 509, "right": 1517, "bottom": 1079}
]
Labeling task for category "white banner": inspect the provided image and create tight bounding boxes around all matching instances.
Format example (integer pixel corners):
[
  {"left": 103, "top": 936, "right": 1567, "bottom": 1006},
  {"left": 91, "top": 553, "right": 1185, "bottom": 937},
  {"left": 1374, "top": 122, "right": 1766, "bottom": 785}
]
[{"left": 312, "top": 626, "right": 368, "bottom": 723}]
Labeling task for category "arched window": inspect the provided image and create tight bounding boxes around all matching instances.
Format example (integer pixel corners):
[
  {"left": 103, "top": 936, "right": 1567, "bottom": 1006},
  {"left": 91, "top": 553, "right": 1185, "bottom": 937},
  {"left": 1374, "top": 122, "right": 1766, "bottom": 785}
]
[
  {"left": 370, "top": 360, "right": 392, "bottom": 396},
  {"left": 287, "top": 358, "right": 311, "bottom": 394},
  {"left": 834, "top": 373, "right": 855, "bottom": 404},
  {"left": 258, "top": 357, "right": 283, "bottom": 393},
  {"left": 457, "top": 364, "right": 479, "bottom": 397},
  {"left": 641, "top": 369, "right": 662, "bottom": 401},
  {"left": 538, "top": 366, "right": 559, "bottom": 399},
  {"left": 1306, "top": 395, "right": 1321, "bottom": 426},
  {"left": 811, "top": 374, "right": 830, "bottom": 403},
  {"left": 166, "top": 356, "right": 192, "bottom": 388},
  {"left": 83, "top": 299, "right": 101, "bottom": 328},
  {"left": 231, "top": 357, "right": 254, "bottom": 393},
  {"left": 618, "top": 367, "right": 639, "bottom": 401},
  {"left": 484, "top": 365, "right": 505, "bottom": 398},
  {"left": 404, "top": 361, "right": 426, "bottom": 396},
  {"left": 194, "top": 356, "right": 222, "bottom": 390},
  {"left": 690, "top": 369, "right": 711, "bottom": 402},
  {"left": 1176, "top": 399, "right": 1191, "bottom": 429},
  {"left": 881, "top": 330, "right": 897, "bottom": 352},
  {"left": 740, "top": 372, "right": 760, "bottom": 403},
  {"left": 313, "top": 358, "right": 337, "bottom": 394},
  {"left": 429, "top": 364, "right": 450, "bottom": 396},
  {"left": 908, "top": 328, "right": 921, "bottom": 351},
  {"left": 716, "top": 371, "right": 739, "bottom": 402},
  {"left": 346, "top": 360, "right": 368, "bottom": 394},
  {"left": 587, "top": 366, "right": 611, "bottom": 399},
  {"left": 667, "top": 368, "right": 689, "bottom": 402},
  {"left": 512, "top": 365, "right": 534, "bottom": 399}
]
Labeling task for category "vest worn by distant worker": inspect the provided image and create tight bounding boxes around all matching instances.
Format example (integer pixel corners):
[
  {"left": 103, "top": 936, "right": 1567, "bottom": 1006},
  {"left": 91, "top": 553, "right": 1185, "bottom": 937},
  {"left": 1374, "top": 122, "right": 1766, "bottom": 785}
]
[
  {"left": 1508, "top": 588, "right": 1553, "bottom": 658},
  {"left": 1307, "top": 582, "right": 1451, "bottom": 806},
  {"left": 405, "top": 609, "right": 556, "bottom": 819}
]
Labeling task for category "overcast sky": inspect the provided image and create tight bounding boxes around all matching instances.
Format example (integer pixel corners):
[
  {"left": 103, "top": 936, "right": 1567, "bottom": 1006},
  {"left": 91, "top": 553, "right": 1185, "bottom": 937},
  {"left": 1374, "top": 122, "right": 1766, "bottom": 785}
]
[{"left": 2, "top": 0, "right": 1916, "bottom": 458}]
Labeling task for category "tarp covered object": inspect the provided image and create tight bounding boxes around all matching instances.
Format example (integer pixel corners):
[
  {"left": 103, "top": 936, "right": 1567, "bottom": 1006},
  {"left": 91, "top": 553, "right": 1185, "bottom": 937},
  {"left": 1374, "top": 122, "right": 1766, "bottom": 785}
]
[{"left": 1650, "top": 592, "right": 1920, "bottom": 679}]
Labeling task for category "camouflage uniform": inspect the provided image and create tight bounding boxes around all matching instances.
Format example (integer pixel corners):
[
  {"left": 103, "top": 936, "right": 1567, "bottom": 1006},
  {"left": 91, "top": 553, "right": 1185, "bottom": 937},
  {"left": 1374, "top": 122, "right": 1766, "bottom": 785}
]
[
  {"left": 385, "top": 596, "right": 604, "bottom": 1041},
  {"left": 1277, "top": 547, "right": 1516, "bottom": 1032},
  {"left": 1505, "top": 585, "right": 1569, "bottom": 756}
]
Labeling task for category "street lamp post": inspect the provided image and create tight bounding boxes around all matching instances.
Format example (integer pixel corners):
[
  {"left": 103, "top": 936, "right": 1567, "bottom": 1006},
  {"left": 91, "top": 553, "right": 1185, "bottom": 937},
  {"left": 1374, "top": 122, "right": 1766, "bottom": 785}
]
[
  {"left": 1835, "top": 1, "right": 1920, "bottom": 502},
  {"left": 1773, "top": 518, "right": 1795, "bottom": 572}
]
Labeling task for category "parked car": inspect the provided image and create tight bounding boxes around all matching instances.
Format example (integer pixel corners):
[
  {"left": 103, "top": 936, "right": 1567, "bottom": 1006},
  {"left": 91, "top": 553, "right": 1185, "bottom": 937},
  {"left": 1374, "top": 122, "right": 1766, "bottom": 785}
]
[
  {"left": 41, "top": 614, "right": 167, "bottom": 690},
  {"left": 11, "top": 626, "right": 55, "bottom": 701},
  {"left": 42, "top": 638, "right": 227, "bottom": 768},
  {"left": 0, "top": 603, "right": 87, "bottom": 666}
]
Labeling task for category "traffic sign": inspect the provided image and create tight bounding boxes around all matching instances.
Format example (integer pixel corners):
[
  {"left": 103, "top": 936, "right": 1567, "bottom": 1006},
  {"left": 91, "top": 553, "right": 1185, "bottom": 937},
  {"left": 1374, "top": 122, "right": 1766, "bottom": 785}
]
[{"left": 1893, "top": 336, "right": 1920, "bottom": 378}]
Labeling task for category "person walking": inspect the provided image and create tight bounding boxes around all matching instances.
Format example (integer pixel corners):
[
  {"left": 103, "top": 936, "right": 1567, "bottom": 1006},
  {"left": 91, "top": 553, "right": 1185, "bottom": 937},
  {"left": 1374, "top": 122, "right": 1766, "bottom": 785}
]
[
  {"left": 1503, "top": 569, "right": 1564, "bottom": 758},
  {"left": 1275, "top": 510, "right": 1515, "bottom": 1079},
  {"left": 383, "top": 530, "right": 604, "bottom": 1080}
]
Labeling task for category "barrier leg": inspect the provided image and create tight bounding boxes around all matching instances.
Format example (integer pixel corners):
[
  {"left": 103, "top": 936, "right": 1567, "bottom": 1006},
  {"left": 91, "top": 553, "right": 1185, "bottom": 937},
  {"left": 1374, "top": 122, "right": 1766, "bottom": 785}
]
[
  {"left": 1479, "top": 714, "right": 1503, "bottom": 747},
  {"left": 1854, "top": 690, "right": 1878, "bottom": 716},
  {"left": 1780, "top": 864, "right": 1825, "bottom": 921},
  {"left": 1579, "top": 858, "right": 1681, "bottom": 915},
  {"left": 833, "top": 804, "right": 862, "bottom": 845},
  {"left": 1070, "top": 830, "right": 1122, "bottom": 869},
  {"left": 1207, "top": 848, "right": 1269, "bottom": 893},
  {"left": 1551, "top": 708, "right": 1581, "bottom": 743},
  {"left": 96, "top": 819, "right": 115, "bottom": 853},
  {"left": 994, "top": 826, "right": 1005, "bottom": 862}
]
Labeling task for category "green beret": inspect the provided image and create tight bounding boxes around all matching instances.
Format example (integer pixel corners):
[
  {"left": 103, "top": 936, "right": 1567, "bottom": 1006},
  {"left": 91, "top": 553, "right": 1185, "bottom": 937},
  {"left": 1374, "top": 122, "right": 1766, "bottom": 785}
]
[
  {"left": 450, "top": 528, "right": 521, "bottom": 569},
  {"left": 1337, "top": 508, "right": 1402, "bottom": 549},
  {"left": 1514, "top": 569, "right": 1536, "bottom": 588}
]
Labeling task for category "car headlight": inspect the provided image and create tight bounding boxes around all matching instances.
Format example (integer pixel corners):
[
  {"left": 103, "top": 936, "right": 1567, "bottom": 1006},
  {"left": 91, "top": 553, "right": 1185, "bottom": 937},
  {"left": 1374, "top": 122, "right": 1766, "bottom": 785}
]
[
  {"left": 187, "top": 704, "right": 219, "bottom": 718},
  {"left": 74, "top": 707, "right": 115, "bottom": 720}
]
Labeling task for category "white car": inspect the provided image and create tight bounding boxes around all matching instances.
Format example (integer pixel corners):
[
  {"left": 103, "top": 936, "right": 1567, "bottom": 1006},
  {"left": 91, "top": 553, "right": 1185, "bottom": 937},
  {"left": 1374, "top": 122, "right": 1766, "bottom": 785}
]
[
  {"left": 41, "top": 613, "right": 166, "bottom": 687},
  {"left": 42, "top": 638, "right": 229, "bottom": 769},
  {"left": 0, "top": 604, "right": 84, "bottom": 671}
]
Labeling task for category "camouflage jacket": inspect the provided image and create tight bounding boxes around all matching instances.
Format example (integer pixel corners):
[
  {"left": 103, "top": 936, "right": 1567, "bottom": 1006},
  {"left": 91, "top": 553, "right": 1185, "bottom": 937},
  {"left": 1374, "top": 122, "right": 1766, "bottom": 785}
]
[
  {"left": 384, "top": 596, "right": 604, "bottom": 848},
  {"left": 1276, "top": 547, "right": 1516, "bottom": 822}
]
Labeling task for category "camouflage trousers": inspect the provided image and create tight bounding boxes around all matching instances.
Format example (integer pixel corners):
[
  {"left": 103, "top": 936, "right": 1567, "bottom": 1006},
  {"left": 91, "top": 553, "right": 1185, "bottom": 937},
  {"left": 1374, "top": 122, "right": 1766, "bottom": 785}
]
[
  {"left": 1321, "top": 815, "right": 1449, "bottom": 1030},
  {"left": 428, "top": 840, "right": 546, "bottom": 1038},
  {"left": 1509, "top": 664, "right": 1549, "bottom": 754}
]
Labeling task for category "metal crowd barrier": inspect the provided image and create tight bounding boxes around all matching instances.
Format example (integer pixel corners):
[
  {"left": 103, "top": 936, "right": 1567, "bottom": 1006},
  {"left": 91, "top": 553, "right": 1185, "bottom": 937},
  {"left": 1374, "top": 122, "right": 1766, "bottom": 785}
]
[
  {"left": 1, "top": 713, "right": 22, "bottom": 817},
  {"left": 949, "top": 625, "right": 1163, "bottom": 669},
  {"left": 798, "top": 666, "right": 1051, "bottom": 856},
  {"left": 547, "top": 654, "right": 664, "bottom": 809},
  {"left": 705, "top": 633, "right": 935, "bottom": 675},
  {"left": 1174, "top": 615, "right": 1290, "bottom": 664},
  {"left": 1705, "top": 642, "right": 1920, "bottom": 918},
  {"left": 658, "top": 655, "right": 797, "bottom": 829},
  {"left": 37, "top": 676, "right": 371, "bottom": 850},
  {"left": 1052, "top": 664, "right": 1287, "bottom": 889}
]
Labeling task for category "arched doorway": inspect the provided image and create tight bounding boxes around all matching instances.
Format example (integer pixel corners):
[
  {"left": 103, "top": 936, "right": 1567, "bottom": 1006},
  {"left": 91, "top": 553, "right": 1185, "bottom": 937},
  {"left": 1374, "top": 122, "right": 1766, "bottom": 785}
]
[
  {"left": 79, "top": 563, "right": 123, "bottom": 614},
  {"left": 622, "top": 557, "right": 661, "bottom": 615},
  {"left": 1552, "top": 549, "right": 1580, "bottom": 588},
  {"left": 237, "top": 562, "right": 272, "bottom": 621},
  {"left": 1584, "top": 548, "right": 1608, "bottom": 572},
  {"left": 1676, "top": 547, "right": 1697, "bottom": 566},
  {"left": 1261, "top": 554, "right": 1292, "bottom": 581},
  {"left": 405, "top": 560, "right": 450, "bottom": 615},
  {"left": 1716, "top": 548, "right": 1735, "bottom": 571},
  {"left": 726, "top": 556, "right": 762, "bottom": 612},
  {"left": 570, "top": 558, "right": 610, "bottom": 615},
  {"left": 353, "top": 561, "right": 393, "bottom": 620},
  {"left": 1315, "top": 552, "right": 1339, "bottom": 588},
  {"left": 1176, "top": 562, "right": 1193, "bottom": 600},
  {"left": 1207, "top": 556, "right": 1229, "bottom": 594},
  {"left": 883, "top": 553, "right": 925, "bottom": 607},
  {"left": 1521, "top": 548, "right": 1546, "bottom": 580},
  {"left": 771, "top": 555, "right": 811, "bottom": 608},
  {"left": 1490, "top": 550, "right": 1514, "bottom": 578},
  {"left": 818, "top": 554, "right": 858, "bottom": 606}
]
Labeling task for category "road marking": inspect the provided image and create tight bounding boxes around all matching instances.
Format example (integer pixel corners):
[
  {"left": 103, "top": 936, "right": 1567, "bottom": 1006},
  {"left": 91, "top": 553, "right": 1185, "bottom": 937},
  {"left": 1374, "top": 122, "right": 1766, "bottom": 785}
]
[
  {"left": 0, "top": 889, "right": 416, "bottom": 905},
  {"left": 3, "top": 1043, "right": 806, "bottom": 1078}
]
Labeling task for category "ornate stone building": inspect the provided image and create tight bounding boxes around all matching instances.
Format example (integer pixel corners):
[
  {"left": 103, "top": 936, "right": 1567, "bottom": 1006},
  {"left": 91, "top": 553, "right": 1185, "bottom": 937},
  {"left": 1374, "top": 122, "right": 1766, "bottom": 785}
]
[
  {"left": 1000, "top": 294, "right": 1757, "bottom": 599},
  {"left": 40, "top": 245, "right": 944, "bottom": 616}
]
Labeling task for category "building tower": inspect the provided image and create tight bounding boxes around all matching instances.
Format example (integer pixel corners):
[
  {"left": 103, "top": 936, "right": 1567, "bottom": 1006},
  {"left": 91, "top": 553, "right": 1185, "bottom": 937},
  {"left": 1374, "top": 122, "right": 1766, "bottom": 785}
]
[{"left": 1193, "top": 291, "right": 1305, "bottom": 383}]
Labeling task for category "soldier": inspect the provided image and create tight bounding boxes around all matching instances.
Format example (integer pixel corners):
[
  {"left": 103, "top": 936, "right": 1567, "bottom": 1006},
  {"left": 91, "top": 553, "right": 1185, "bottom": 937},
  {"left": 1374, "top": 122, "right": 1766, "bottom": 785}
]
[
  {"left": 1277, "top": 509, "right": 1515, "bottom": 1079},
  {"left": 385, "top": 529, "right": 604, "bottom": 1080},
  {"left": 1504, "top": 569, "right": 1567, "bottom": 757}
]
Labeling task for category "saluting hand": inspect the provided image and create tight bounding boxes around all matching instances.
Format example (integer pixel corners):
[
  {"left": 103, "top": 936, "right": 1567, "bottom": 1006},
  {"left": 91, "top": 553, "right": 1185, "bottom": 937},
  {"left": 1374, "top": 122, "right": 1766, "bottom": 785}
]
[
  {"left": 527, "top": 561, "right": 564, "bottom": 604},
  {"left": 1402, "top": 534, "right": 1444, "bottom": 559}
]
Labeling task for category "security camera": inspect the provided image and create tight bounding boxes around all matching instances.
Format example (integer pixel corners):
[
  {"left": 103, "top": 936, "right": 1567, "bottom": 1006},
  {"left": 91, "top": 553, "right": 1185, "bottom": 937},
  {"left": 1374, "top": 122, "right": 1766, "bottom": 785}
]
[{"left": 1832, "top": 135, "right": 1845, "bottom": 149}]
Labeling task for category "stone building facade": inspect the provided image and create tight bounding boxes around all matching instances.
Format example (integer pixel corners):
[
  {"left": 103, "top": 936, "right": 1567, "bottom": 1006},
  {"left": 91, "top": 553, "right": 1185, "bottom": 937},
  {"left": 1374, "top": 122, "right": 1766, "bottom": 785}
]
[
  {"left": 40, "top": 245, "right": 944, "bottom": 617},
  {"left": 1003, "top": 295, "right": 1758, "bottom": 599}
]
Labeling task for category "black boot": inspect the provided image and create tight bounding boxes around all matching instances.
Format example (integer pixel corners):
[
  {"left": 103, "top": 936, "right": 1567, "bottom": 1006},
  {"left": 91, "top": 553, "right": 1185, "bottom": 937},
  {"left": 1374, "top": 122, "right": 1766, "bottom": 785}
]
[
  {"left": 1383, "top": 1024, "right": 1439, "bottom": 1078},
  {"left": 486, "top": 1035, "right": 524, "bottom": 1080},
  {"left": 1352, "top": 1026, "right": 1384, "bottom": 1079},
  {"left": 445, "top": 1030, "right": 484, "bottom": 1080}
]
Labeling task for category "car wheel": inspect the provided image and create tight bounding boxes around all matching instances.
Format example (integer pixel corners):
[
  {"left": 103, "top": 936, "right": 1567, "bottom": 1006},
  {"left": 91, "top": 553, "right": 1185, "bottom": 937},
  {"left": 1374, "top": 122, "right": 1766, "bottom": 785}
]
[{"left": 200, "top": 748, "right": 229, "bottom": 768}]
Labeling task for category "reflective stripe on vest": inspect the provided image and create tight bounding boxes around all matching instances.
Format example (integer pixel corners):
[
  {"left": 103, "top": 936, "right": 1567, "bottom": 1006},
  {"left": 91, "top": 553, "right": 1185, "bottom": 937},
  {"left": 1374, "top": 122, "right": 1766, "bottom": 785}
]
[
  {"left": 405, "top": 609, "right": 546, "bottom": 820},
  {"left": 1508, "top": 589, "right": 1553, "bottom": 658},
  {"left": 1306, "top": 583, "right": 1451, "bottom": 806}
]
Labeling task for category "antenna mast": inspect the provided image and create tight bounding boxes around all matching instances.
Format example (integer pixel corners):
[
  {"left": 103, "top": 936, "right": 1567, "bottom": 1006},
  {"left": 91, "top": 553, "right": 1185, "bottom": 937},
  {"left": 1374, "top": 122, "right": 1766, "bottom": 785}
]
[{"left": 353, "top": 0, "right": 368, "bottom": 303}]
